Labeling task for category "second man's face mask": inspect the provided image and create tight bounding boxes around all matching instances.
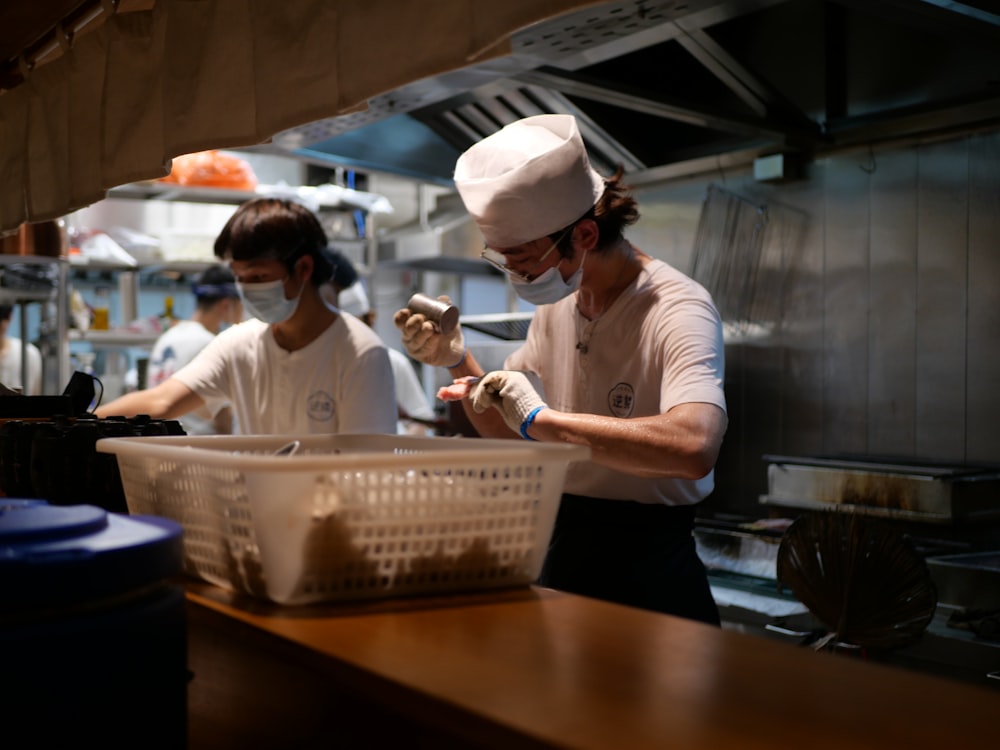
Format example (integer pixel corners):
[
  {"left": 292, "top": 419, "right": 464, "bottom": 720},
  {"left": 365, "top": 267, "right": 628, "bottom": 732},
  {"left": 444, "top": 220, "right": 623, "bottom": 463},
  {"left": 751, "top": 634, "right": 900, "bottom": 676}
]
[{"left": 236, "top": 277, "right": 303, "bottom": 324}]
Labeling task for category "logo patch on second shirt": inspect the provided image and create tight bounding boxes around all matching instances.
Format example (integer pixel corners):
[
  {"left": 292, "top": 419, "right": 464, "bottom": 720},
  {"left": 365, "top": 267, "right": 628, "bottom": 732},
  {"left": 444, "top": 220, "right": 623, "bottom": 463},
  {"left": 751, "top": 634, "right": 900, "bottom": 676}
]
[{"left": 307, "top": 391, "right": 335, "bottom": 422}]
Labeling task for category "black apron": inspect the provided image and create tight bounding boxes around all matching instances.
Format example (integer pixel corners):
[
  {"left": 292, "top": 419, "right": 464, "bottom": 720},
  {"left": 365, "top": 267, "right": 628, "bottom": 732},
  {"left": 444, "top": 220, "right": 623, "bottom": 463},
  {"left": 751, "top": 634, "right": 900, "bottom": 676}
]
[{"left": 537, "top": 493, "right": 721, "bottom": 626}]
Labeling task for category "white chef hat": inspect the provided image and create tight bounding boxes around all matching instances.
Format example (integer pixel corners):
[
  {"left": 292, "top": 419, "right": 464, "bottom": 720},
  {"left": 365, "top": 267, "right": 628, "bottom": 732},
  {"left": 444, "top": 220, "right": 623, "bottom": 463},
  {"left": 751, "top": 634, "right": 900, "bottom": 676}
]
[
  {"left": 453, "top": 114, "right": 605, "bottom": 248},
  {"left": 338, "top": 282, "right": 370, "bottom": 317}
]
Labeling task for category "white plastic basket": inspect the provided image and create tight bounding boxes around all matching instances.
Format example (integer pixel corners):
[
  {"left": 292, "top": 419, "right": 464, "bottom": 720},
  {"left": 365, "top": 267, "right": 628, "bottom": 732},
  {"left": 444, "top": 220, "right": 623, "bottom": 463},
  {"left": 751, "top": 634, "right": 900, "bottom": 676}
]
[{"left": 97, "top": 434, "right": 589, "bottom": 605}]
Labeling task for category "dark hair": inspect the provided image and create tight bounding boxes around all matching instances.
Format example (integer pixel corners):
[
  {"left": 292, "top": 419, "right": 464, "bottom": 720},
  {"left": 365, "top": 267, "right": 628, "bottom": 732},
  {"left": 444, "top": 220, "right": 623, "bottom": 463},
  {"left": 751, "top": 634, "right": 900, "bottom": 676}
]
[
  {"left": 324, "top": 247, "right": 359, "bottom": 291},
  {"left": 551, "top": 167, "right": 639, "bottom": 257},
  {"left": 0, "top": 305, "right": 11, "bottom": 321},
  {"left": 192, "top": 265, "right": 239, "bottom": 309},
  {"left": 214, "top": 198, "right": 333, "bottom": 287}
]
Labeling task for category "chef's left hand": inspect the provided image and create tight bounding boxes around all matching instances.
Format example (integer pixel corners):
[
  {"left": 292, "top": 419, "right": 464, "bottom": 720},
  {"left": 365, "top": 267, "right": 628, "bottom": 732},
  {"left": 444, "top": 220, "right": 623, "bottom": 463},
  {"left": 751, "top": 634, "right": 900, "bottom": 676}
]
[{"left": 471, "top": 371, "right": 548, "bottom": 439}]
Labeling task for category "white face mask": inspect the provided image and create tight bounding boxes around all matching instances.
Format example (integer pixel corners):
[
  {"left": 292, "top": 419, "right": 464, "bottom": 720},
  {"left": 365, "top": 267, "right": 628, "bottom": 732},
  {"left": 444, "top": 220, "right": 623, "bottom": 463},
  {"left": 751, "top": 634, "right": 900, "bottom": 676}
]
[
  {"left": 510, "top": 249, "right": 587, "bottom": 305},
  {"left": 236, "top": 277, "right": 302, "bottom": 324}
]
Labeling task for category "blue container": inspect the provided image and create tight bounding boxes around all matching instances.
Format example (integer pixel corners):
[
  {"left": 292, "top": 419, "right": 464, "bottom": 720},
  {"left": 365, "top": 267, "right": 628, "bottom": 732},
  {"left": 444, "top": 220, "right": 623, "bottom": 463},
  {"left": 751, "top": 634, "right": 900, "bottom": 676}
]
[{"left": 0, "top": 501, "right": 186, "bottom": 748}]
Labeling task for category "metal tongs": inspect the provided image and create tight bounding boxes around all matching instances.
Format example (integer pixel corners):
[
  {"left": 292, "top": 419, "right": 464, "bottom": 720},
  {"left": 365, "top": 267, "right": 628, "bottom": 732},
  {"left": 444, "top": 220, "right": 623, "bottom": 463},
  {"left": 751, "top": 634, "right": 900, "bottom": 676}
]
[{"left": 273, "top": 440, "right": 301, "bottom": 456}]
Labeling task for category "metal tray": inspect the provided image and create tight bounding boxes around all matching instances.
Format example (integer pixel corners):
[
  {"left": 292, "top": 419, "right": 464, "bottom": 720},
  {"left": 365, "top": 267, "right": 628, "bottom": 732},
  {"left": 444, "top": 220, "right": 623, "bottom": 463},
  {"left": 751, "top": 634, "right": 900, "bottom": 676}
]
[
  {"left": 761, "top": 456, "right": 1000, "bottom": 522},
  {"left": 925, "top": 552, "right": 1000, "bottom": 610}
]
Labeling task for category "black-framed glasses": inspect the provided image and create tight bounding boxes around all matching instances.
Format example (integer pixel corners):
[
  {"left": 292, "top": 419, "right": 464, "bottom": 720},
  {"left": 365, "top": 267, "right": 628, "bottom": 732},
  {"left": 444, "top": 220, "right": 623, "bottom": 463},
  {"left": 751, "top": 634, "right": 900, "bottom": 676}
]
[{"left": 480, "top": 227, "right": 572, "bottom": 282}]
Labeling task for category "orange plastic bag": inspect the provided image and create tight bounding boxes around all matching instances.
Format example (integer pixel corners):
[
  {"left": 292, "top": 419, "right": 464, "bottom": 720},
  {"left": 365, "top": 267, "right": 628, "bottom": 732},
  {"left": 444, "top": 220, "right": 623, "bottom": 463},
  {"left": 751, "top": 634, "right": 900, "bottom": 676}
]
[{"left": 160, "top": 150, "right": 258, "bottom": 191}]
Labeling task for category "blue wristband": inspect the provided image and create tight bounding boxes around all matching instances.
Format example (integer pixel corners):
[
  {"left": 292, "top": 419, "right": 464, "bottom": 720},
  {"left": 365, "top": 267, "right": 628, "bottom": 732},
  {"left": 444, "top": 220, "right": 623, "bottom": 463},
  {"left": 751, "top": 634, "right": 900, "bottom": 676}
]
[
  {"left": 446, "top": 347, "right": 467, "bottom": 369},
  {"left": 519, "top": 405, "right": 546, "bottom": 441}
]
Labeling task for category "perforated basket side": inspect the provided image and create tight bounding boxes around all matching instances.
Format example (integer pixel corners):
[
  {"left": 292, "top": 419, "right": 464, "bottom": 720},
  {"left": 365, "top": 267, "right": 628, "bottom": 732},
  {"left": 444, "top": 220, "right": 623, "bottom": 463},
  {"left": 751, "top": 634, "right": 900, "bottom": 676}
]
[
  {"left": 244, "top": 455, "right": 573, "bottom": 605},
  {"left": 114, "top": 451, "right": 264, "bottom": 596}
]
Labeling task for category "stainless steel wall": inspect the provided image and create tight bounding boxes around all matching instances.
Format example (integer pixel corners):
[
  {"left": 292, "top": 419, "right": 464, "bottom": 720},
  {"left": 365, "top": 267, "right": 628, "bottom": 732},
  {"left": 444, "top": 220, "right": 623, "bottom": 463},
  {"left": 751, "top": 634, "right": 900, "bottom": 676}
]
[{"left": 631, "top": 131, "right": 1000, "bottom": 515}]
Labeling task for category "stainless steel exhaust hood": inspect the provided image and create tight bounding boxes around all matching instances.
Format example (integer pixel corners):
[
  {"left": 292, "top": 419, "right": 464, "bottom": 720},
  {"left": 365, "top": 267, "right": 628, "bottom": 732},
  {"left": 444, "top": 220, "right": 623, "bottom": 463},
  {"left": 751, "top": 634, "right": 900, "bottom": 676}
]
[{"left": 265, "top": 0, "right": 1000, "bottom": 186}]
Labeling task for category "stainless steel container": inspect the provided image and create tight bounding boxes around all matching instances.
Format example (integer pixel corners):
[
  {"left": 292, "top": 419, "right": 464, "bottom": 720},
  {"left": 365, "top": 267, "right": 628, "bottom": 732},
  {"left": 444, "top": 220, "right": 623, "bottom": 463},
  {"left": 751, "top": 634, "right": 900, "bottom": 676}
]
[{"left": 407, "top": 293, "right": 459, "bottom": 334}]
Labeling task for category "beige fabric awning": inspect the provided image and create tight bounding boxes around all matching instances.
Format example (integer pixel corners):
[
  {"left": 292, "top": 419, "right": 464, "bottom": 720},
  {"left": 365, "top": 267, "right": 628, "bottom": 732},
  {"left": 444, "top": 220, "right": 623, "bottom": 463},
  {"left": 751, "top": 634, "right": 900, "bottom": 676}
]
[{"left": 0, "top": 0, "right": 598, "bottom": 234}]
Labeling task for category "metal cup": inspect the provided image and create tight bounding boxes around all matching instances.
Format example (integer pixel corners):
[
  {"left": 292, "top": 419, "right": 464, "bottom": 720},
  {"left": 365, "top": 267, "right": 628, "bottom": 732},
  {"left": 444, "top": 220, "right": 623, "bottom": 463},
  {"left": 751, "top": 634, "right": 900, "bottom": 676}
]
[{"left": 407, "top": 293, "right": 459, "bottom": 334}]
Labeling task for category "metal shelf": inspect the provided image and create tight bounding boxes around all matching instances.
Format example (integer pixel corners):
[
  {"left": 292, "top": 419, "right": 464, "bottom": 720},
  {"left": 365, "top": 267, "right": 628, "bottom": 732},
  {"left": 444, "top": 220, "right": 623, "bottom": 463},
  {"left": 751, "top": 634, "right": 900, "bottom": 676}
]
[
  {"left": 0, "top": 255, "right": 70, "bottom": 393},
  {"left": 69, "top": 257, "right": 219, "bottom": 274},
  {"left": 0, "top": 287, "right": 57, "bottom": 303},
  {"left": 68, "top": 329, "right": 160, "bottom": 349},
  {"left": 107, "top": 182, "right": 258, "bottom": 206},
  {"left": 106, "top": 181, "right": 392, "bottom": 214}
]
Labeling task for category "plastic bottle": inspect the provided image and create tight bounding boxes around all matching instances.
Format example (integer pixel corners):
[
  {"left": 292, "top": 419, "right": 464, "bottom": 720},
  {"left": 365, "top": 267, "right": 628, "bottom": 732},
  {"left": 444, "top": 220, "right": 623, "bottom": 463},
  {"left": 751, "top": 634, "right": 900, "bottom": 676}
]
[
  {"left": 159, "top": 296, "right": 175, "bottom": 330},
  {"left": 92, "top": 286, "right": 110, "bottom": 330}
]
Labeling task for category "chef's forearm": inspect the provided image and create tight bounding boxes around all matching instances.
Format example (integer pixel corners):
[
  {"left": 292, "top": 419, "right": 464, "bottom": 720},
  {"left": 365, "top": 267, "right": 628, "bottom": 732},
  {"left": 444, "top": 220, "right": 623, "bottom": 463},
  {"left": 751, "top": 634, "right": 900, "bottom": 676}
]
[{"left": 528, "top": 403, "right": 726, "bottom": 479}]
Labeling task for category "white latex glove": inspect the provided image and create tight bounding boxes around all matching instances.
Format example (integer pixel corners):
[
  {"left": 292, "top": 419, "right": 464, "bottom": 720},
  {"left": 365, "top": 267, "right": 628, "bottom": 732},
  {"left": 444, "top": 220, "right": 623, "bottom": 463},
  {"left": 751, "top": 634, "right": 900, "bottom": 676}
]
[
  {"left": 393, "top": 296, "right": 466, "bottom": 367},
  {"left": 471, "top": 371, "right": 548, "bottom": 438}
]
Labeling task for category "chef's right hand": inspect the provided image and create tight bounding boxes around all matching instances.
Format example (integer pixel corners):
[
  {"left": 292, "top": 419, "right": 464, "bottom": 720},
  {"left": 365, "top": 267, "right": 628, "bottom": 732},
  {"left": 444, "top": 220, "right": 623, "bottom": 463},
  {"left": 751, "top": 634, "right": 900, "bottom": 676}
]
[{"left": 393, "top": 296, "right": 466, "bottom": 368}]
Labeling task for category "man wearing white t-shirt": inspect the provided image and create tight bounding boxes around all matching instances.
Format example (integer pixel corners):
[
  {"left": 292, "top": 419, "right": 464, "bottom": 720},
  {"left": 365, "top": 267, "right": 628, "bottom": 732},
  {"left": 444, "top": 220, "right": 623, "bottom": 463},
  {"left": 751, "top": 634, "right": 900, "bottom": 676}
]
[
  {"left": 395, "top": 115, "right": 728, "bottom": 624},
  {"left": 147, "top": 265, "right": 243, "bottom": 434},
  {"left": 0, "top": 304, "right": 42, "bottom": 395},
  {"left": 97, "top": 197, "right": 397, "bottom": 436}
]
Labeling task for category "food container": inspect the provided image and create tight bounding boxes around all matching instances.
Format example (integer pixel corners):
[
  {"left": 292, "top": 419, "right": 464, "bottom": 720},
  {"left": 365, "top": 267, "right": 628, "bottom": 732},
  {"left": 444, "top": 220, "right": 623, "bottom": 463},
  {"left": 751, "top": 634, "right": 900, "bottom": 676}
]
[
  {"left": 97, "top": 433, "right": 589, "bottom": 605},
  {"left": 1, "top": 501, "right": 186, "bottom": 747},
  {"left": 407, "top": 292, "right": 459, "bottom": 334}
]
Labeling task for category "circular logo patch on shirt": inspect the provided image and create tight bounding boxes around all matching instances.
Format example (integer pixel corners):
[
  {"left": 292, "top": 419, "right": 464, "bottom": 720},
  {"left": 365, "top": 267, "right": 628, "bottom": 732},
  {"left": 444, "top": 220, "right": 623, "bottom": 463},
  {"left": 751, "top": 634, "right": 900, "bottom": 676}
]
[
  {"left": 307, "top": 391, "right": 335, "bottom": 422},
  {"left": 607, "top": 382, "right": 635, "bottom": 418}
]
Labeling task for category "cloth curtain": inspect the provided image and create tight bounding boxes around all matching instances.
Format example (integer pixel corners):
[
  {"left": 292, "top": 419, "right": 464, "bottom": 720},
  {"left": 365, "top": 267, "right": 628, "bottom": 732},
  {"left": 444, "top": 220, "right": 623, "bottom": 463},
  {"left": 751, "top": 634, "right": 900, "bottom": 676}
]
[
  {"left": 163, "top": 0, "right": 258, "bottom": 155},
  {"left": 26, "top": 49, "right": 72, "bottom": 221},
  {"left": 0, "top": 85, "right": 29, "bottom": 230},
  {"left": 101, "top": 10, "right": 168, "bottom": 187},
  {"left": 0, "top": 0, "right": 598, "bottom": 234},
  {"left": 68, "top": 30, "right": 111, "bottom": 210}
]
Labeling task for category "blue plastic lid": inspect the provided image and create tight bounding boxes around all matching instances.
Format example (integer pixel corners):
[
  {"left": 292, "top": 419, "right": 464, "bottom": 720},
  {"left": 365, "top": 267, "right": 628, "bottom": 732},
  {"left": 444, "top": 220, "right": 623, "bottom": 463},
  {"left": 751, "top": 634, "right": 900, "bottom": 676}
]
[
  {"left": 0, "top": 503, "right": 108, "bottom": 543},
  {"left": 0, "top": 498, "right": 47, "bottom": 513},
  {"left": 0, "top": 502, "right": 184, "bottom": 612}
]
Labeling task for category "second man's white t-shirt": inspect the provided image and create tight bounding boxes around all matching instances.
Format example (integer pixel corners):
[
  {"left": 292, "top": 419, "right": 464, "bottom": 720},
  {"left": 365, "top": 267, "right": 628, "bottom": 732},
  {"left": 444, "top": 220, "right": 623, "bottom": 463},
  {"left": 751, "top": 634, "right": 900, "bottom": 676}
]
[{"left": 173, "top": 315, "right": 397, "bottom": 435}]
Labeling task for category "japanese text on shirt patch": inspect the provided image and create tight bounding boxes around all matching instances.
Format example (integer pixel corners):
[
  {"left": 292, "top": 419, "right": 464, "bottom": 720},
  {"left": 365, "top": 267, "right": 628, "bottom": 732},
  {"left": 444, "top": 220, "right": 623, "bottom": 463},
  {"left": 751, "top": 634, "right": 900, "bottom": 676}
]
[
  {"left": 608, "top": 382, "right": 634, "bottom": 417},
  {"left": 307, "top": 391, "right": 335, "bottom": 422}
]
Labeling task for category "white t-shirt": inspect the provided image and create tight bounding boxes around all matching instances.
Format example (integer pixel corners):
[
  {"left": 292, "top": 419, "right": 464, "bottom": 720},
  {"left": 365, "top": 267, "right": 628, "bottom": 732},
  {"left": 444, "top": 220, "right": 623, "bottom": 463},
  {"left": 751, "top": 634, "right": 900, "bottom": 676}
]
[
  {"left": 506, "top": 258, "right": 726, "bottom": 506},
  {"left": 388, "top": 346, "right": 434, "bottom": 432},
  {"left": 0, "top": 337, "right": 42, "bottom": 395},
  {"left": 173, "top": 314, "right": 397, "bottom": 435},
  {"left": 148, "top": 320, "right": 223, "bottom": 435}
]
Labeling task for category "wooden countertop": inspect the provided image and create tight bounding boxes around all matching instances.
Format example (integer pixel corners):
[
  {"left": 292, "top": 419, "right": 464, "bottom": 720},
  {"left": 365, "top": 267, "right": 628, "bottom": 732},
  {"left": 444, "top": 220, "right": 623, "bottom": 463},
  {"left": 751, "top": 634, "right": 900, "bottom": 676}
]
[{"left": 185, "top": 582, "right": 998, "bottom": 749}]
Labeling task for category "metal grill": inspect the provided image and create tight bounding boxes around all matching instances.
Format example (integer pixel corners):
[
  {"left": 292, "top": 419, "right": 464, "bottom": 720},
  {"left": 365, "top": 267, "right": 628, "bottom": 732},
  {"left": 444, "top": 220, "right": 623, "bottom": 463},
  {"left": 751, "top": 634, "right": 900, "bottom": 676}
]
[
  {"left": 460, "top": 313, "right": 534, "bottom": 341},
  {"left": 691, "top": 184, "right": 769, "bottom": 333}
]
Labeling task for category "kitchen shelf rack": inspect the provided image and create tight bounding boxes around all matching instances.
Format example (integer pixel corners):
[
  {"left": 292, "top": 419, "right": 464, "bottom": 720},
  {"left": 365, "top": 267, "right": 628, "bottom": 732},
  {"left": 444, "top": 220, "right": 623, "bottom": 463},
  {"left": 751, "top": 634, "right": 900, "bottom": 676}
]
[
  {"left": 68, "top": 330, "right": 161, "bottom": 349},
  {"left": 106, "top": 181, "right": 392, "bottom": 214},
  {"left": 0, "top": 255, "right": 70, "bottom": 393}
]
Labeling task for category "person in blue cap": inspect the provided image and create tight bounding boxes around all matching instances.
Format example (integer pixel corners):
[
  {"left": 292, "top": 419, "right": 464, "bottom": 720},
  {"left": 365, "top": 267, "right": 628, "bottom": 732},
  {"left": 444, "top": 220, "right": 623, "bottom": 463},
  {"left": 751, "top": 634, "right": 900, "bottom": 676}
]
[{"left": 146, "top": 264, "right": 244, "bottom": 434}]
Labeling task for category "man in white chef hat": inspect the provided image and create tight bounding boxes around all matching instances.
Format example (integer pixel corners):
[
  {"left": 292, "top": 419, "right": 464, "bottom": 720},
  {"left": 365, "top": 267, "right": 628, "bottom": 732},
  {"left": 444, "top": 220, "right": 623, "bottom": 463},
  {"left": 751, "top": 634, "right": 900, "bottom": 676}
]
[{"left": 395, "top": 114, "right": 728, "bottom": 625}]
